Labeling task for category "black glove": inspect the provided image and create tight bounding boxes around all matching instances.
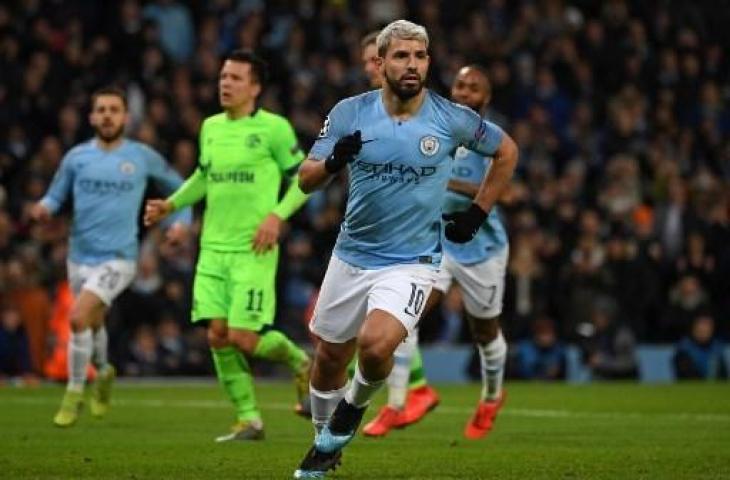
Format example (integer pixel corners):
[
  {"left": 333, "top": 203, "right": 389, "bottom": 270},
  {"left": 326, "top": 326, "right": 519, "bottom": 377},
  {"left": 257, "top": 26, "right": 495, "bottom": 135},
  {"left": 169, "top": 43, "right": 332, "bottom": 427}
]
[
  {"left": 324, "top": 130, "right": 363, "bottom": 173},
  {"left": 442, "top": 203, "right": 488, "bottom": 243}
]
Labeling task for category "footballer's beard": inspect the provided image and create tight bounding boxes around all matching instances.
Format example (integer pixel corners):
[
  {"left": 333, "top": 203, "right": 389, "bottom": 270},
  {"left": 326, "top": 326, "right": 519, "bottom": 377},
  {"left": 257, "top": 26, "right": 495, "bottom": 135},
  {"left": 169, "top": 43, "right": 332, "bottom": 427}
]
[
  {"left": 385, "top": 71, "right": 425, "bottom": 100},
  {"left": 95, "top": 123, "right": 124, "bottom": 143}
]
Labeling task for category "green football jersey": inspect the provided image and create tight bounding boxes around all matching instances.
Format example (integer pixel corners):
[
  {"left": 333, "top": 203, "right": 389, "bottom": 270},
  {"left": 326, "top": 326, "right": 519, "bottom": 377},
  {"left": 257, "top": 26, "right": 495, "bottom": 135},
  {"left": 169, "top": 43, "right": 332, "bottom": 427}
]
[{"left": 170, "top": 109, "right": 304, "bottom": 252}]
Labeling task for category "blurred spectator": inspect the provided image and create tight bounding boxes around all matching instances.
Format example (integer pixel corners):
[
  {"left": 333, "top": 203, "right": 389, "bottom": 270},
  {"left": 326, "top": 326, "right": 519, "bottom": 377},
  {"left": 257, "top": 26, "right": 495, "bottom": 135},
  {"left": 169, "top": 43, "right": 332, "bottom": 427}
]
[
  {"left": 157, "top": 314, "right": 187, "bottom": 375},
  {"left": 509, "top": 316, "right": 567, "bottom": 381},
  {"left": 435, "top": 286, "right": 465, "bottom": 344},
  {"left": 654, "top": 177, "right": 696, "bottom": 262},
  {"left": 123, "top": 325, "right": 161, "bottom": 377},
  {"left": 0, "top": 306, "right": 35, "bottom": 383},
  {"left": 559, "top": 209, "right": 608, "bottom": 338},
  {"left": 661, "top": 274, "right": 713, "bottom": 342},
  {"left": 182, "top": 327, "right": 212, "bottom": 375},
  {"left": 577, "top": 298, "right": 638, "bottom": 380},
  {"left": 601, "top": 226, "right": 648, "bottom": 338},
  {"left": 598, "top": 154, "right": 641, "bottom": 221},
  {"left": 4, "top": 253, "right": 52, "bottom": 374},
  {"left": 502, "top": 231, "right": 551, "bottom": 339},
  {"left": 673, "top": 313, "right": 727, "bottom": 380},
  {"left": 280, "top": 231, "right": 321, "bottom": 342},
  {"left": 142, "top": 0, "right": 194, "bottom": 63},
  {"left": 110, "top": 248, "right": 165, "bottom": 343},
  {"left": 674, "top": 231, "right": 716, "bottom": 289}
]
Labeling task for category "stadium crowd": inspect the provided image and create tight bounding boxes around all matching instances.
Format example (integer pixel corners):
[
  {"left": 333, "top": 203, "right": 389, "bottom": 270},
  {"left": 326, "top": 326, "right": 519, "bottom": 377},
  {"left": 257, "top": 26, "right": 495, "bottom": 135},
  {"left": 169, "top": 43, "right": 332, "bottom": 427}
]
[{"left": 0, "top": 0, "right": 728, "bottom": 382}]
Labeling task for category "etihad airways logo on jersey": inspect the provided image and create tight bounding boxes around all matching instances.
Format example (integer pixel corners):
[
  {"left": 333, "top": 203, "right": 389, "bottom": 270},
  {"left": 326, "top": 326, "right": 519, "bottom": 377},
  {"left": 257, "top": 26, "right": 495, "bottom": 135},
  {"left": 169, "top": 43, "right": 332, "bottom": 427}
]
[
  {"left": 79, "top": 179, "right": 134, "bottom": 195},
  {"left": 208, "top": 171, "right": 255, "bottom": 183},
  {"left": 355, "top": 160, "right": 436, "bottom": 184}
]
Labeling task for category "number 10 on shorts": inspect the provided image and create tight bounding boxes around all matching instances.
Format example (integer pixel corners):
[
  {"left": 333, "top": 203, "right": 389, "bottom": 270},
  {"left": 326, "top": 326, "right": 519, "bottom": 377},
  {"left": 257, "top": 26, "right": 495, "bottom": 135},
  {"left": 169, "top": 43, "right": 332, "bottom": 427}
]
[{"left": 404, "top": 283, "right": 425, "bottom": 317}]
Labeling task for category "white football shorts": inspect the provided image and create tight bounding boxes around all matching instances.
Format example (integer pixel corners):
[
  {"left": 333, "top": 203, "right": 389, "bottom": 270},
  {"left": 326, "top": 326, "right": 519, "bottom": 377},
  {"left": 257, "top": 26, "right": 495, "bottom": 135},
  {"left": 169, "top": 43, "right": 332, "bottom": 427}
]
[
  {"left": 67, "top": 259, "right": 137, "bottom": 306},
  {"left": 310, "top": 254, "right": 437, "bottom": 343},
  {"left": 433, "top": 246, "right": 508, "bottom": 318}
]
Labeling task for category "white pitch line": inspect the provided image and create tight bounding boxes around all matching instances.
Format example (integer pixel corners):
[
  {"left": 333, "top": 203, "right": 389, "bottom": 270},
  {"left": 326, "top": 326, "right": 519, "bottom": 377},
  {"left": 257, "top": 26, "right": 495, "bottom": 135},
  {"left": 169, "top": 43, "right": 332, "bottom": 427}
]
[{"left": 2, "top": 396, "right": 729, "bottom": 423}]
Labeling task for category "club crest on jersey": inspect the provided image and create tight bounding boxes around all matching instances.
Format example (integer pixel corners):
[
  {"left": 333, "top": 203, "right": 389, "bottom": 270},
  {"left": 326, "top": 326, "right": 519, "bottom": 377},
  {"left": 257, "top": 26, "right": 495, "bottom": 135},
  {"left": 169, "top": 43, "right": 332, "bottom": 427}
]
[
  {"left": 245, "top": 134, "right": 261, "bottom": 148},
  {"left": 119, "top": 161, "right": 135, "bottom": 175},
  {"left": 419, "top": 135, "right": 440, "bottom": 156}
]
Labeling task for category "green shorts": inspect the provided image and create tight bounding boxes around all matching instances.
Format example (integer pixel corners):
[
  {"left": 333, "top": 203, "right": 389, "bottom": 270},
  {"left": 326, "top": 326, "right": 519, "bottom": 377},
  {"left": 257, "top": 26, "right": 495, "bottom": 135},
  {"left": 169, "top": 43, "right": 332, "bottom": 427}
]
[{"left": 191, "top": 249, "right": 278, "bottom": 330}]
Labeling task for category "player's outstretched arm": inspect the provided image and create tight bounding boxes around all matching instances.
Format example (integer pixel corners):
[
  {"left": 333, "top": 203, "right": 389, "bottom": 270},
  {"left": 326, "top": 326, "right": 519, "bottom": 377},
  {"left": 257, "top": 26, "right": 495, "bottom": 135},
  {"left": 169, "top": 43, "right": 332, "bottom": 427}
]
[
  {"left": 145, "top": 166, "right": 206, "bottom": 227},
  {"left": 253, "top": 173, "right": 310, "bottom": 254},
  {"left": 33, "top": 151, "right": 75, "bottom": 222},
  {"left": 298, "top": 157, "right": 333, "bottom": 193},
  {"left": 145, "top": 146, "right": 194, "bottom": 228},
  {"left": 444, "top": 134, "right": 518, "bottom": 243},
  {"left": 144, "top": 200, "right": 189, "bottom": 249},
  {"left": 28, "top": 202, "right": 52, "bottom": 222},
  {"left": 299, "top": 130, "right": 363, "bottom": 193},
  {"left": 144, "top": 199, "right": 174, "bottom": 226},
  {"left": 473, "top": 134, "right": 518, "bottom": 213},
  {"left": 252, "top": 213, "right": 282, "bottom": 254}
]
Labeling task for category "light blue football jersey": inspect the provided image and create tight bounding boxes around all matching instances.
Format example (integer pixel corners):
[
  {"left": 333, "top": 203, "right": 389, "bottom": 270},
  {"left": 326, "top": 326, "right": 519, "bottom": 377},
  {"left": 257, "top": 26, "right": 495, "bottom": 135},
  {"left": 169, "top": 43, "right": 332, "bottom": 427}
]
[
  {"left": 310, "top": 90, "right": 504, "bottom": 269},
  {"left": 443, "top": 145, "right": 508, "bottom": 265},
  {"left": 41, "top": 138, "right": 190, "bottom": 265}
]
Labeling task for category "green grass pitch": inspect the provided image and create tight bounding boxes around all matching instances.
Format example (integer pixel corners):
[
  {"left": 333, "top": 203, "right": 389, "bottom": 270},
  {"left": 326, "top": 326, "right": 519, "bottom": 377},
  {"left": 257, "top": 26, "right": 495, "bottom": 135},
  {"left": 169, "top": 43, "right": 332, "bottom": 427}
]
[{"left": 1, "top": 382, "right": 729, "bottom": 479}]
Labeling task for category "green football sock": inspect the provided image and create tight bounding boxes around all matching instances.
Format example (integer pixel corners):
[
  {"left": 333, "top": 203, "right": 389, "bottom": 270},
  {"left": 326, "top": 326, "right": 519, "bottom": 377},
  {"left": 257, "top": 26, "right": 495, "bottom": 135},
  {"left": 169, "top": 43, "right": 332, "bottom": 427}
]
[
  {"left": 252, "top": 330, "right": 308, "bottom": 372},
  {"left": 212, "top": 347, "right": 260, "bottom": 422},
  {"left": 408, "top": 347, "right": 428, "bottom": 389}
]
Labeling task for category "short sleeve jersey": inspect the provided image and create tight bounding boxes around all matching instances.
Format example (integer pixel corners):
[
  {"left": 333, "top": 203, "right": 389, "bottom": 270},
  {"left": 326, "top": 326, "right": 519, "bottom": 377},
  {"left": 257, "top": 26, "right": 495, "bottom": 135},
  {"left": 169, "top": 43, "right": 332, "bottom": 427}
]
[
  {"left": 197, "top": 109, "right": 304, "bottom": 252},
  {"left": 310, "top": 90, "right": 504, "bottom": 269},
  {"left": 41, "top": 139, "right": 185, "bottom": 264}
]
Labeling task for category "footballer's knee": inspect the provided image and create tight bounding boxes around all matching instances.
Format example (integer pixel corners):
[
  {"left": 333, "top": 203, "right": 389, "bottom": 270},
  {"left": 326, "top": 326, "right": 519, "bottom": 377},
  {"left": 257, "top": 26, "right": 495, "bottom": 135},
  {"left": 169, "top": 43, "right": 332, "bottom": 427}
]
[
  {"left": 68, "top": 307, "right": 89, "bottom": 333},
  {"left": 69, "top": 291, "right": 105, "bottom": 332},
  {"left": 228, "top": 328, "right": 260, "bottom": 355},
  {"left": 312, "top": 339, "right": 355, "bottom": 389},
  {"left": 357, "top": 335, "right": 392, "bottom": 370},
  {"left": 207, "top": 320, "right": 230, "bottom": 349},
  {"left": 358, "top": 309, "right": 407, "bottom": 366},
  {"left": 357, "top": 332, "right": 402, "bottom": 379},
  {"left": 315, "top": 340, "right": 353, "bottom": 372},
  {"left": 469, "top": 314, "right": 501, "bottom": 344}
]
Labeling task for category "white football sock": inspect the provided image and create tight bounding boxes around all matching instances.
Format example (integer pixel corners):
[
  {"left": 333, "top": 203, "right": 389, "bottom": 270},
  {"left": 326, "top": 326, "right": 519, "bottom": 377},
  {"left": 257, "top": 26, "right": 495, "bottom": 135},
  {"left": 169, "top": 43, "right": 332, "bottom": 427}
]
[
  {"left": 387, "top": 333, "right": 417, "bottom": 409},
  {"left": 478, "top": 332, "right": 507, "bottom": 401},
  {"left": 310, "top": 383, "right": 348, "bottom": 432},
  {"left": 345, "top": 365, "right": 385, "bottom": 408},
  {"left": 67, "top": 329, "right": 93, "bottom": 392},
  {"left": 92, "top": 326, "right": 109, "bottom": 371}
]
